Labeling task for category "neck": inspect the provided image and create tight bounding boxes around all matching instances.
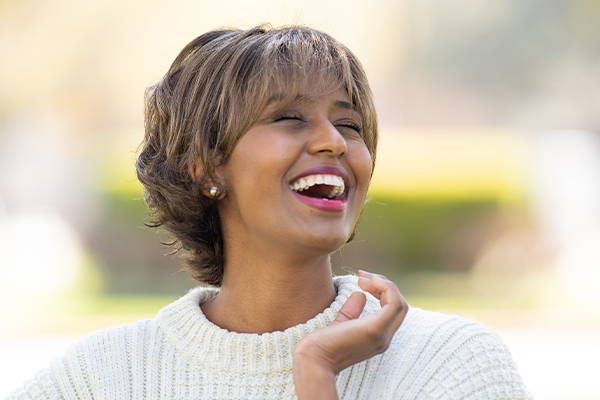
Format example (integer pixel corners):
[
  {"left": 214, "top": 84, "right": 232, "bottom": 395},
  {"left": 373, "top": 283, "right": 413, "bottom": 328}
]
[{"left": 200, "top": 239, "right": 336, "bottom": 334}]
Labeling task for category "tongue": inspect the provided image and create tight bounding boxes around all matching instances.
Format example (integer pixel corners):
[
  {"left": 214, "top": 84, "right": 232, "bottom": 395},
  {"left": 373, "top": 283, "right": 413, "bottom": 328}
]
[{"left": 299, "top": 184, "right": 334, "bottom": 199}]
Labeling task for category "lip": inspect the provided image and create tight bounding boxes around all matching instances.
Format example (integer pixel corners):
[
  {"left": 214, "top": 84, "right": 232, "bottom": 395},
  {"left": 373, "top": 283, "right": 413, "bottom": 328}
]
[
  {"left": 291, "top": 191, "right": 347, "bottom": 212},
  {"left": 288, "top": 165, "right": 351, "bottom": 213}
]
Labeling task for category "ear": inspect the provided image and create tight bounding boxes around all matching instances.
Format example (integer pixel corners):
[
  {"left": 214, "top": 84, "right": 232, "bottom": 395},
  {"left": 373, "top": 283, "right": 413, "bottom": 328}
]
[{"left": 188, "top": 156, "right": 226, "bottom": 198}]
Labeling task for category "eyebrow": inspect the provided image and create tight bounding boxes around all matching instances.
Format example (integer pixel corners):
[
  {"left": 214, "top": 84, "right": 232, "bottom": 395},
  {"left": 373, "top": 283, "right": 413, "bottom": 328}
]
[
  {"left": 334, "top": 100, "right": 354, "bottom": 110},
  {"left": 265, "top": 94, "right": 292, "bottom": 105}
]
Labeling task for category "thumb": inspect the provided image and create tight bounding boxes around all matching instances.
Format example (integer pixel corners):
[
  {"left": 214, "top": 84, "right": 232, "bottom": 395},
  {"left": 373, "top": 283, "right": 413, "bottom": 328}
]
[{"left": 332, "top": 291, "right": 366, "bottom": 325}]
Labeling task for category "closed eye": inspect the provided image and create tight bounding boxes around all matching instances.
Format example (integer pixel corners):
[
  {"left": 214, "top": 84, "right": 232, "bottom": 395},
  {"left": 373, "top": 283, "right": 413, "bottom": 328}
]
[
  {"left": 336, "top": 120, "right": 362, "bottom": 134},
  {"left": 273, "top": 113, "right": 304, "bottom": 122},
  {"left": 338, "top": 123, "right": 362, "bottom": 133}
]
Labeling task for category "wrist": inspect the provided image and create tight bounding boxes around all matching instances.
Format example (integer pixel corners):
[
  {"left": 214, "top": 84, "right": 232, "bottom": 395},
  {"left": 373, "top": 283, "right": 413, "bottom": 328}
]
[
  {"left": 293, "top": 354, "right": 338, "bottom": 400},
  {"left": 293, "top": 353, "right": 336, "bottom": 376},
  {"left": 293, "top": 341, "right": 335, "bottom": 372}
]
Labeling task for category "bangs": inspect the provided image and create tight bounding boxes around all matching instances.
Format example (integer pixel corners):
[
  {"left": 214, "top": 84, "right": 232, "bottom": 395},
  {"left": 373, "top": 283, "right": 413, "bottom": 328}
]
[{"left": 221, "top": 26, "right": 377, "bottom": 160}]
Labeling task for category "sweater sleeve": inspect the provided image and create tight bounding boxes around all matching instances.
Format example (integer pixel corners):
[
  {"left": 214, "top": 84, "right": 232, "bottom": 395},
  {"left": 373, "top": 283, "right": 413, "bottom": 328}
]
[
  {"left": 5, "top": 367, "right": 66, "bottom": 400},
  {"left": 410, "top": 319, "right": 533, "bottom": 399},
  {"left": 5, "top": 343, "right": 95, "bottom": 400}
]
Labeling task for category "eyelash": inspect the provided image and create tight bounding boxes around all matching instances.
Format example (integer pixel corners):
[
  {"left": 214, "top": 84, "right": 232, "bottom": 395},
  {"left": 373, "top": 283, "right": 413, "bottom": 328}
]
[
  {"left": 273, "top": 114, "right": 303, "bottom": 122},
  {"left": 340, "top": 122, "right": 362, "bottom": 133},
  {"left": 274, "top": 114, "right": 362, "bottom": 133}
]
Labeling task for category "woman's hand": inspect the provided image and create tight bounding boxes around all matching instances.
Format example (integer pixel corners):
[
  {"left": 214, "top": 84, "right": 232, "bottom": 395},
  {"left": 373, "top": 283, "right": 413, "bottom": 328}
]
[{"left": 293, "top": 270, "right": 409, "bottom": 380}]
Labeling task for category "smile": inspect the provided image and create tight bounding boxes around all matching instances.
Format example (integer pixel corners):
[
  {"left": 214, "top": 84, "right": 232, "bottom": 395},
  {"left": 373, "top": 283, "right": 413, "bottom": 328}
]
[{"left": 288, "top": 173, "right": 349, "bottom": 212}]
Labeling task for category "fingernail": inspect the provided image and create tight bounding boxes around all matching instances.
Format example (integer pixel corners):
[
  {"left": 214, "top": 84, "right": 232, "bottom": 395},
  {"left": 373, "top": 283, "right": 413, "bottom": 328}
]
[{"left": 357, "top": 269, "right": 371, "bottom": 275}]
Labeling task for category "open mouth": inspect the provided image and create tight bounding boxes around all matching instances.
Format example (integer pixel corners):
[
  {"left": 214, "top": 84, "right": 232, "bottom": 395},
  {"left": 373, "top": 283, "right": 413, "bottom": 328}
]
[
  {"left": 289, "top": 174, "right": 347, "bottom": 199},
  {"left": 288, "top": 174, "right": 349, "bottom": 211}
]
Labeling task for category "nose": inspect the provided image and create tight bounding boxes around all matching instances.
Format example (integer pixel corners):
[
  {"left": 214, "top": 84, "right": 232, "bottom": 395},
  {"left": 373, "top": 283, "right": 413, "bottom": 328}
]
[{"left": 307, "top": 120, "right": 347, "bottom": 158}]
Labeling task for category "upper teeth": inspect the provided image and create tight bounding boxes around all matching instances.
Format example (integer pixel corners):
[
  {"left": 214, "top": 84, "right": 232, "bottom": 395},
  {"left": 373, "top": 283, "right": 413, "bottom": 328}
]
[{"left": 289, "top": 174, "right": 345, "bottom": 198}]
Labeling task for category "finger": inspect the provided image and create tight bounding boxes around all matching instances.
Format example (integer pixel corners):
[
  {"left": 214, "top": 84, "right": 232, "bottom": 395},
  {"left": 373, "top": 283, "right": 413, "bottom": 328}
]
[
  {"left": 332, "top": 291, "right": 366, "bottom": 324},
  {"left": 357, "top": 276, "right": 378, "bottom": 296},
  {"left": 357, "top": 271, "right": 407, "bottom": 315},
  {"left": 357, "top": 274, "right": 409, "bottom": 336},
  {"left": 361, "top": 298, "right": 408, "bottom": 340},
  {"left": 357, "top": 273, "right": 395, "bottom": 306},
  {"left": 357, "top": 270, "right": 392, "bottom": 285},
  {"left": 357, "top": 269, "right": 389, "bottom": 279},
  {"left": 357, "top": 275, "right": 388, "bottom": 300},
  {"left": 375, "top": 275, "right": 398, "bottom": 308}
]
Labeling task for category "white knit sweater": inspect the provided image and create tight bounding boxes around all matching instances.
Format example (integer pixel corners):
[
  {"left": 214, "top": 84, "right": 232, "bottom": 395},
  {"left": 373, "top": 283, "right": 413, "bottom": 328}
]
[{"left": 7, "top": 275, "right": 531, "bottom": 399}]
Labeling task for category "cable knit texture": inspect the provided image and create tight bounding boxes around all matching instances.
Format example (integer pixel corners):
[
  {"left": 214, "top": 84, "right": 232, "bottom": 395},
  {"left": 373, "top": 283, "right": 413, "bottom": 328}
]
[{"left": 7, "top": 275, "right": 532, "bottom": 399}]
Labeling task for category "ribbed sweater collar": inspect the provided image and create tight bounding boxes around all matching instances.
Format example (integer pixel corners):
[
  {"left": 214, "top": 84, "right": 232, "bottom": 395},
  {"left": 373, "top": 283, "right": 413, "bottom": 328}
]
[{"left": 156, "top": 274, "right": 363, "bottom": 374}]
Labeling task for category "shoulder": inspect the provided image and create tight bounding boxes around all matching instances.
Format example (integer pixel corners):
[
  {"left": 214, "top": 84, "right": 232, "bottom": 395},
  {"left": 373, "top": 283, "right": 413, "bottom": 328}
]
[
  {"left": 382, "top": 306, "right": 513, "bottom": 370},
  {"left": 384, "top": 307, "right": 532, "bottom": 399},
  {"left": 397, "top": 306, "right": 504, "bottom": 349},
  {"left": 69, "top": 317, "right": 158, "bottom": 353},
  {"left": 7, "top": 318, "right": 159, "bottom": 400},
  {"left": 49, "top": 317, "right": 159, "bottom": 372},
  {"left": 59, "top": 317, "right": 160, "bottom": 380}
]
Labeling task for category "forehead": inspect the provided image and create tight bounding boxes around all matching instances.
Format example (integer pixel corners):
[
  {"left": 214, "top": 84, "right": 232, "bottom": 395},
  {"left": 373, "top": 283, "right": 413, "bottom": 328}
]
[{"left": 258, "top": 69, "right": 348, "bottom": 103}]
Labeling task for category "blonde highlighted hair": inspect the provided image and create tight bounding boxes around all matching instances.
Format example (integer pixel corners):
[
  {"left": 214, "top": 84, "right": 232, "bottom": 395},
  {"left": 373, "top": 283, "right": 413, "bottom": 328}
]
[{"left": 136, "top": 24, "right": 378, "bottom": 286}]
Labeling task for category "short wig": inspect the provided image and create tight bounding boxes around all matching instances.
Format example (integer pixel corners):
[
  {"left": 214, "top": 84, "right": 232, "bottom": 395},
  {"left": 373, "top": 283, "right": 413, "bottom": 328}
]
[{"left": 136, "top": 24, "right": 378, "bottom": 286}]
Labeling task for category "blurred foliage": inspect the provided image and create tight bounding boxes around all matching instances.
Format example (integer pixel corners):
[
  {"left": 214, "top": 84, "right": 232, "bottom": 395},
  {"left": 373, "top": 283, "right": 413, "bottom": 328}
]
[
  {"left": 87, "top": 155, "right": 192, "bottom": 295},
  {"left": 333, "top": 194, "right": 507, "bottom": 273},
  {"left": 98, "top": 151, "right": 147, "bottom": 224},
  {"left": 70, "top": 293, "right": 178, "bottom": 316}
]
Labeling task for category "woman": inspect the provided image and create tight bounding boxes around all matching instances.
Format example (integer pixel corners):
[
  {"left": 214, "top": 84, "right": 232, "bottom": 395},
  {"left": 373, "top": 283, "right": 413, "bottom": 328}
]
[{"left": 8, "top": 25, "right": 531, "bottom": 399}]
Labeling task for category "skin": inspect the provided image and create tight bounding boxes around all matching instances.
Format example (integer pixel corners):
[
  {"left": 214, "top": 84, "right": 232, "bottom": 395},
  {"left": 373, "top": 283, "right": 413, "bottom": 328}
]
[
  {"left": 196, "top": 88, "right": 409, "bottom": 398},
  {"left": 294, "top": 270, "right": 408, "bottom": 399}
]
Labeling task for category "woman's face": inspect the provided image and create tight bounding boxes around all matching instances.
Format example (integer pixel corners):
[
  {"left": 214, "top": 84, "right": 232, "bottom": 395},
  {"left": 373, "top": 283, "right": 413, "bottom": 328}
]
[{"left": 217, "top": 88, "right": 373, "bottom": 255}]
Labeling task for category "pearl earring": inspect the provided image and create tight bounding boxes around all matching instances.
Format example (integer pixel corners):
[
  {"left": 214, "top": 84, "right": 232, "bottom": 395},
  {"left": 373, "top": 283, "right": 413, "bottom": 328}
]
[{"left": 209, "top": 186, "right": 220, "bottom": 198}]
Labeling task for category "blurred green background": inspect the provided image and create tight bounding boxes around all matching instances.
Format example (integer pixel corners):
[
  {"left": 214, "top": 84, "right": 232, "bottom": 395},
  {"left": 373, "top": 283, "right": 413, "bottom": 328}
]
[{"left": 2, "top": 1, "right": 600, "bottom": 398}]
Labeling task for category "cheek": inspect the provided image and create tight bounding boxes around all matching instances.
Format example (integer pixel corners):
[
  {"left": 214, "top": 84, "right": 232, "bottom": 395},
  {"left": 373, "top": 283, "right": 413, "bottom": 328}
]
[
  {"left": 226, "top": 131, "right": 300, "bottom": 198},
  {"left": 349, "top": 143, "right": 373, "bottom": 188}
]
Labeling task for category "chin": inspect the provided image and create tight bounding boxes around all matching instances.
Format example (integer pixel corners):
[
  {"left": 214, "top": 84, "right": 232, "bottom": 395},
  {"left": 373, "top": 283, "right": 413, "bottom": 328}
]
[{"left": 300, "top": 228, "right": 351, "bottom": 254}]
